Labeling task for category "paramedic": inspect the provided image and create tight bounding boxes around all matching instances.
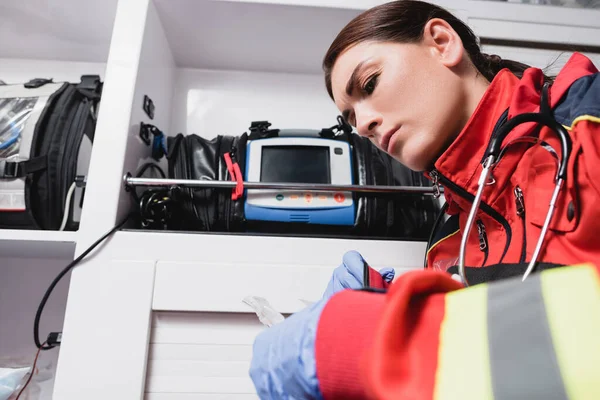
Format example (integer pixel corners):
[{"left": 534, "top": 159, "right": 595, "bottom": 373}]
[{"left": 249, "top": 0, "right": 600, "bottom": 398}]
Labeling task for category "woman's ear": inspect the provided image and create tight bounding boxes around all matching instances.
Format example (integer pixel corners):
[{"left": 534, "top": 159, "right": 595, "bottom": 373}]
[{"left": 422, "top": 18, "right": 464, "bottom": 68}]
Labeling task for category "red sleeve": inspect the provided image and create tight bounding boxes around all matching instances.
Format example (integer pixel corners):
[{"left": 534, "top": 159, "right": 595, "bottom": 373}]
[{"left": 315, "top": 270, "right": 463, "bottom": 400}]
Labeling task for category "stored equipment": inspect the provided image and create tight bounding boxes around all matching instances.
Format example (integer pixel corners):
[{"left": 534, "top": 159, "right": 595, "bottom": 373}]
[{"left": 245, "top": 133, "right": 355, "bottom": 226}]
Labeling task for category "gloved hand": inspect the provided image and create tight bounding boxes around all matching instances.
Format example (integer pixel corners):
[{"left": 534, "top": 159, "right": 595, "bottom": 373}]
[
  {"left": 322, "top": 250, "right": 395, "bottom": 299},
  {"left": 249, "top": 251, "right": 395, "bottom": 399},
  {"left": 249, "top": 297, "right": 327, "bottom": 400}
]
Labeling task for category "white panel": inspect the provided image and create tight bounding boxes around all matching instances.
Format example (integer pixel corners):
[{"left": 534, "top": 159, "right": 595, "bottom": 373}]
[
  {"left": 471, "top": 18, "right": 600, "bottom": 47},
  {"left": 149, "top": 344, "right": 252, "bottom": 362},
  {"left": 78, "top": 230, "right": 426, "bottom": 273},
  {"left": 75, "top": 0, "right": 175, "bottom": 250},
  {"left": 154, "top": 0, "right": 466, "bottom": 74},
  {"left": 145, "top": 312, "right": 262, "bottom": 397},
  {"left": 481, "top": 46, "right": 600, "bottom": 76},
  {"left": 0, "top": 231, "right": 75, "bottom": 259},
  {"left": 146, "top": 394, "right": 258, "bottom": 400},
  {"left": 147, "top": 377, "right": 256, "bottom": 393},
  {"left": 154, "top": 261, "right": 346, "bottom": 313},
  {"left": 171, "top": 69, "right": 340, "bottom": 140},
  {"left": 148, "top": 361, "right": 249, "bottom": 377},
  {"left": 0, "top": 0, "right": 118, "bottom": 63},
  {"left": 52, "top": 260, "right": 156, "bottom": 400},
  {"left": 0, "top": 257, "right": 72, "bottom": 400},
  {"left": 153, "top": 0, "right": 360, "bottom": 73},
  {"left": 467, "top": 0, "right": 600, "bottom": 28}
]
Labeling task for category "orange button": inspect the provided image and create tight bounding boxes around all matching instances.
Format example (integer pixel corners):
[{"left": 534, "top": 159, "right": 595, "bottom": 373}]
[
  {"left": 318, "top": 195, "right": 327, "bottom": 201},
  {"left": 290, "top": 195, "right": 299, "bottom": 200},
  {"left": 304, "top": 193, "right": 313, "bottom": 203},
  {"left": 334, "top": 193, "right": 345, "bottom": 203}
]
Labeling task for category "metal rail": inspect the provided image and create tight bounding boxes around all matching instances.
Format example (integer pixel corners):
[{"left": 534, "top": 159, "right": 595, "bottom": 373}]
[{"left": 124, "top": 174, "right": 443, "bottom": 196}]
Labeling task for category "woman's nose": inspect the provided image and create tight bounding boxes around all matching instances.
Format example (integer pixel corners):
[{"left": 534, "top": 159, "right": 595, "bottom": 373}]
[{"left": 355, "top": 108, "right": 382, "bottom": 138}]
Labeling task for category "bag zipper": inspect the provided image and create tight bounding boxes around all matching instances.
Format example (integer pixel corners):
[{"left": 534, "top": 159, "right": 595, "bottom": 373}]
[
  {"left": 60, "top": 99, "right": 88, "bottom": 228},
  {"left": 476, "top": 219, "right": 489, "bottom": 266},
  {"left": 429, "top": 169, "right": 512, "bottom": 263},
  {"left": 514, "top": 186, "right": 527, "bottom": 263}
]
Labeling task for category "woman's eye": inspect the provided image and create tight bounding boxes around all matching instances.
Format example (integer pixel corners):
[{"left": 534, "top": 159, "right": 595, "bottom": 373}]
[{"left": 362, "top": 74, "right": 379, "bottom": 95}]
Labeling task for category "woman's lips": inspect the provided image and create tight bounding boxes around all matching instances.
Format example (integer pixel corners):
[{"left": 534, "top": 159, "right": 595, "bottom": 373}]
[{"left": 381, "top": 127, "right": 400, "bottom": 153}]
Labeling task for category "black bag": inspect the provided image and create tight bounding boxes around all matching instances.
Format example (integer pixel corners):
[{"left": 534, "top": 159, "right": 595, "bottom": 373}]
[
  {"left": 163, "top": 119, "right": 439, "bottom": 240},
  {"left": 166, "top": 132, "right": 248, "bottom": 232},
  {"left": 349, "top": 134, "right": 439, "bottom": 239},
  {"left": 0, "top": 75, "right": 103, "bottom": 230}
]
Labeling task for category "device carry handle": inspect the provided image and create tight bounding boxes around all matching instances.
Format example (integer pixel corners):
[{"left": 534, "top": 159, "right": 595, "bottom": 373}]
[{"left": 276, "top": 129, "right": 321, "bottom": 138}]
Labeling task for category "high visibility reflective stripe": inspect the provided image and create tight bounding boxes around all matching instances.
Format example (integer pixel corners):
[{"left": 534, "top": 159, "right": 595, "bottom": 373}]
[
  {"left": 540, "top": 264, "right": 600, "bottom": 400},
  {"left": 434, "top": 284, "right": 493, "bottom": 400},
  {"left": 487, "top": 274, "right": 567, "bottom": 400}
]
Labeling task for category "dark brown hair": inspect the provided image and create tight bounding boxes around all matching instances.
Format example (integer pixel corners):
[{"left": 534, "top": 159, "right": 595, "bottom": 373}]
[{"left": 323, "top": 0, "right": 550, "bottom": 99}]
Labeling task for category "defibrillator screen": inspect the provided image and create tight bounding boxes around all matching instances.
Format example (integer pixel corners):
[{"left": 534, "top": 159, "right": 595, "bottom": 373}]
[{"left": 260, "top": 146, "right": 330, "bottom": 184}]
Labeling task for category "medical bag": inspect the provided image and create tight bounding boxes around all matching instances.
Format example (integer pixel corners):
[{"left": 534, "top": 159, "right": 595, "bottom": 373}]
[
  {"left": 166, "top": 132, "right": 248, "bottom": 232},
  {"left": 0, "top": 75, "right": 103, "bottom": 230},
  {"left": 163, "top": 119, "right": 439, "bottom": 240}
]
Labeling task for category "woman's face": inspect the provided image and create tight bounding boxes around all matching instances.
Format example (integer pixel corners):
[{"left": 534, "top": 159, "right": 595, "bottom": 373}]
[{"left": 329, "top": 21, "right": 482, "bottom": 171}]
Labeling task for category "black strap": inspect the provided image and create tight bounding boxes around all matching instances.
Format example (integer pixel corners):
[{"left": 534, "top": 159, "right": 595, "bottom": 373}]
[
  {"left": 0, "top": 156, "right": 47, "bottom": 178},
  {"left": 446, "top": 262, "right": 564, "bottom": 285},
  {"left": 76, "top": 75, "right": 103, "bottom": 101}
]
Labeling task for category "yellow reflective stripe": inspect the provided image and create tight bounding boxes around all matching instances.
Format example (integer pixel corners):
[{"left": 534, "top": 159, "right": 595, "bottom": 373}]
[
  {"left": 434, "top": 284, "right": 493, "bottom": 400},
  {"left": 563, "top": 114, "right": 600, "bottom": 131},
  {"left": 426, "top": 229, "right": 460, "bottom": 258},
  {"left": 540, "top": 264, "right": 600, "bottom": 400},
  {"left": 571, "top": 114, "right": 600, "bottom": 128}
]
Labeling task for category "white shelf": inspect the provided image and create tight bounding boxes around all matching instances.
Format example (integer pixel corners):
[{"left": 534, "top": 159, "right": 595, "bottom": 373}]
[
  {"left": 468, "top": 0, "right": 600, "bottom": 47},
  {"left": 468, "top": 0, "right": 600, "bottom": 27},
  {"left": 152, "top": 0, "right": 460, "bottom": 74},
  {"left": 0, "top": 230, "right": 76, "bottom": 260},
  {"left": 0, "top": 0, "right": 118, "bottom": 63},
  {"left": 154, "top": 0, "right": 362, "bottom": 74},
  {"left": 210, "top": 0, "right": 458, "bottom": 10}
]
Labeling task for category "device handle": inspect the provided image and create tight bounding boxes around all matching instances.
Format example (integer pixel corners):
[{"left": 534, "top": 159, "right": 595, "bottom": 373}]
[{"left": 276, "top": 129, "right": 322, "bottom": 138}]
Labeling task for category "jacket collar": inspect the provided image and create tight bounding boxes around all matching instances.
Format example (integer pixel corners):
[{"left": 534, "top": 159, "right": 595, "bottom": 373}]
[{"left": 429, "top": 52, "right": 598, "bottom": 210}]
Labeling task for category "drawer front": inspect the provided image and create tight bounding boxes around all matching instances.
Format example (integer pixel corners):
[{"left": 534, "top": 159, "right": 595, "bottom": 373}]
[{"left": 145, "top": 311, "right": 261, "bottom": 399}]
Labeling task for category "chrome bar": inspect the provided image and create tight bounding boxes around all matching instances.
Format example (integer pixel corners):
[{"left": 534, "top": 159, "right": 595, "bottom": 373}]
[{"left": 124, "top": 174, "right": 443, "bottom": 195}]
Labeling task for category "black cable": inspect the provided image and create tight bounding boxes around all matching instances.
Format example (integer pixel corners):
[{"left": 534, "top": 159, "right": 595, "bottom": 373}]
[
  {"left": 136, "top": 162, "right": 166, "bottom": 179},
  {"left": 131, "top": 163, "right": 167, "bottom": 205},
  {"left": 34, "top": 213, "right": 133, "bottom": 350}
]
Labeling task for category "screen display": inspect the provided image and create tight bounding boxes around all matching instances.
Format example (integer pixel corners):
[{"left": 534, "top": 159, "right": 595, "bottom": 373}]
[{"left": 260, "top": 145, "right": 330, "bottom": 184}]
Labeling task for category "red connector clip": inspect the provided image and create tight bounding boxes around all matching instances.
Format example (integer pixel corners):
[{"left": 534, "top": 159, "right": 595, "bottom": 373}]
[{"left": 223, "top": 152, "right": 244, "bottom": 200}]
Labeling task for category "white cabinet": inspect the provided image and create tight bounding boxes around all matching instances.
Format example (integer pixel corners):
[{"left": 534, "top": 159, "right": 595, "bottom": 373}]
[
  {"left": 1, "top": 0, "right": 599, "bottom": 399},
  {"left": 0, "top": 2, "right": 117, "bottom": 399}
]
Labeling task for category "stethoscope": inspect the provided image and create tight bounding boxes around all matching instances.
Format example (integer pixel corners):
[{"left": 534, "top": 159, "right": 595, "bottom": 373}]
[{"left": 458, "top": 82, "right": 573, "bottom": 287}]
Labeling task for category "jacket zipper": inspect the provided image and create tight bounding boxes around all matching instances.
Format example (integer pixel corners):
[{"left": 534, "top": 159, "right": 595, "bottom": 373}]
[
  {"left": 430, "top": 169, "right": 512, "bottom": 263},
  {"left": 514, "top": 186, "right": 527, "bottom": 263},
  {"left": 428, "top": 107, "right": 512, "bottom": 264},
  {"left": 476, "top": 219, "right": 489, "bottom": 266}
]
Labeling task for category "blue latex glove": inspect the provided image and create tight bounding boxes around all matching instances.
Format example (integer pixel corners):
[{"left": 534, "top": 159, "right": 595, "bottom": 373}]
[
  {"left": 322, "top": 250, "right": 395, "bottom": 299},
  {"left": 249, "top": 298, "right": 327, "bottom": 400},
  {"left": 249, "top": 251, "right": 395, "bottom": 399}
]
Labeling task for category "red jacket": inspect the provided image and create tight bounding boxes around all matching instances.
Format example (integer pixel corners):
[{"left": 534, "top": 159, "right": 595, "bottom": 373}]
[{"left": 314, "top": 53, "right": 600, "bottom": 399}]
